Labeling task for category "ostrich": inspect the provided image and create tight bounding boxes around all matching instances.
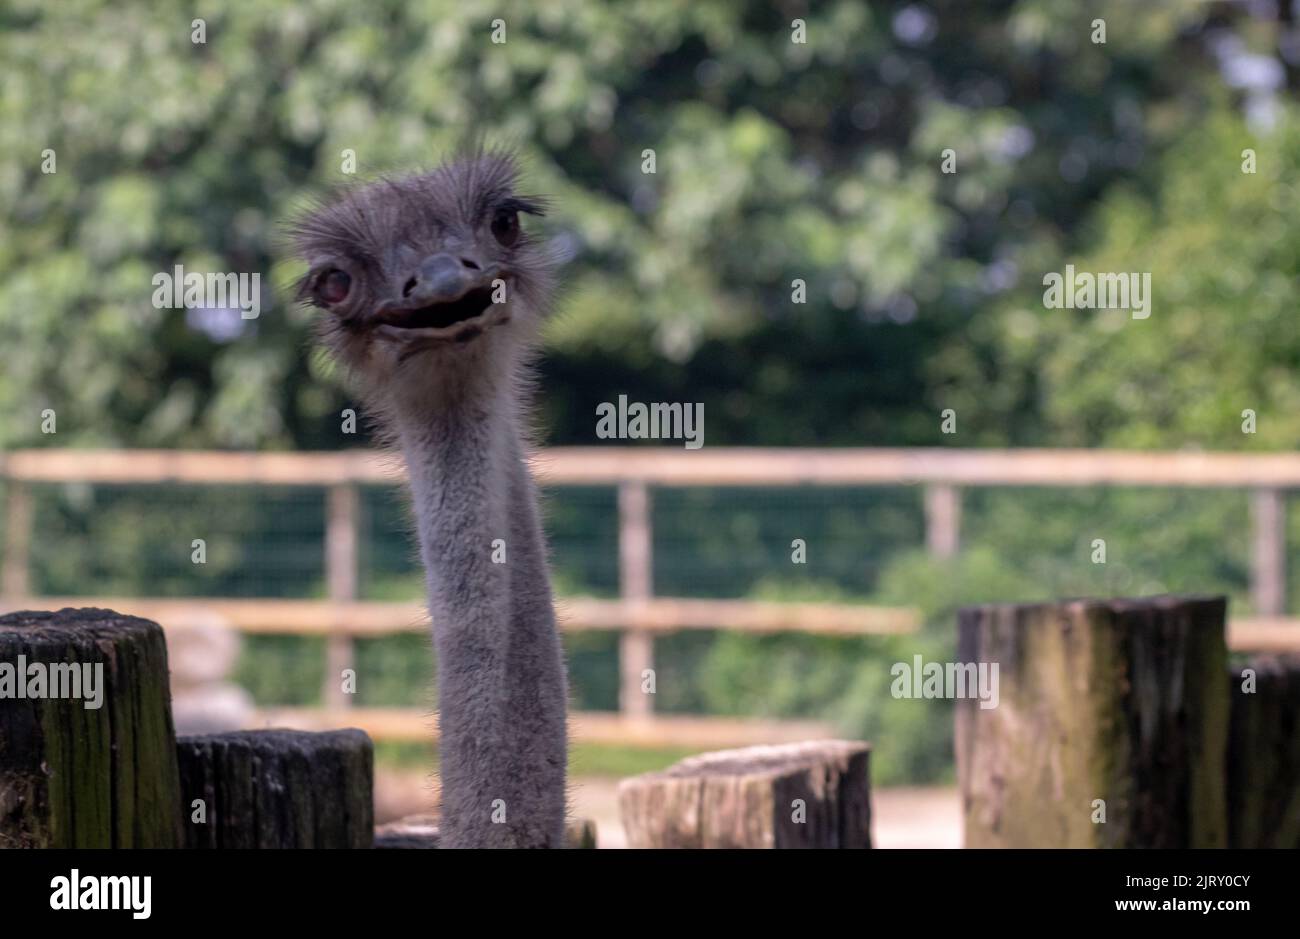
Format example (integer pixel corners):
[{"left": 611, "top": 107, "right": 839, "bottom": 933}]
[{"left": 291, "top": 151, "right": 567, "bottom": 848}]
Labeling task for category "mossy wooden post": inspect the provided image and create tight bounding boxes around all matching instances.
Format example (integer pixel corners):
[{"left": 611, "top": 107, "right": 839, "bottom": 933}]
[
  {"left": 1227, "top": 654, "right": 1300, "bottom": 848},
  {"left": 956, "top": 596, "right": 1229, "bottom": 848},
  {"left": 0, "top": 608, "right": 184, "bottom": 848},
  {"left": 176, "top": 729, "right": 374, "bottom": 848},
  {"left": 618, "top": 740, "right": 872, "bottom": 848}
]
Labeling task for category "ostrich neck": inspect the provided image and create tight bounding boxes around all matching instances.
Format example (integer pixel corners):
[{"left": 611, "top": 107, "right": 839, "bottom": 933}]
[
  {"left": 390, "top": 371, "right": 568, "bottom": 848},
  {"left": 395, "top": 387, "right": 517, "bottom": 618}
]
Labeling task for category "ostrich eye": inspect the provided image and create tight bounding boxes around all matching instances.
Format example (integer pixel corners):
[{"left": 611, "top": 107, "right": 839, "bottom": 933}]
[
  {"left": 490, "top": 209, "right": 520, "bottom": 247},
  {"left": 318, "top": 269, "right": 352, "bottom": 304}
]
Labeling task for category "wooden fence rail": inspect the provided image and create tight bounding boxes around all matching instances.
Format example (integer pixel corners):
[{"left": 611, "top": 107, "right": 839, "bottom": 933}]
[{"left": 2, "top": 447, "right": 1298, "bottom": 748}]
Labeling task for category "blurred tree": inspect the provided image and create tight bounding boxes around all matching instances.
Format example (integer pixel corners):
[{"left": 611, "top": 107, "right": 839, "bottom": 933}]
[
  {"left": 0, "top": 0, "right": 1260, "bottom": 451},
  {"left": 941, "top": 107, "right": 1300, "bottom": 450}
]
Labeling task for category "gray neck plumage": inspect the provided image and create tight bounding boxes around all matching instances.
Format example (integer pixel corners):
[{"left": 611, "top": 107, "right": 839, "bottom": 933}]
[{"left": 391, "top": 368, "right": 568, "bottom": 848}]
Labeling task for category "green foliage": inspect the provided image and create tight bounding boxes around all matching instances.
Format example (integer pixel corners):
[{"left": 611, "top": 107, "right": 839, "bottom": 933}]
[
  {"left": 0, "top": 0, "right": 1254, "bottom": 451},
  {"left": 568, "top": 742, "right": 699, "bottom": 778},
  {"left": 948, "top": 109, "right": 1300, "bottom": 450},
  {"left": 354, "top": 634, "right": 435, "bottom": 708},
  {"left": 29, "top": 483, "right": 324, "bottom": 597},
  {"left": 235, "top": 635, "right": 325, "bottom": 706}
]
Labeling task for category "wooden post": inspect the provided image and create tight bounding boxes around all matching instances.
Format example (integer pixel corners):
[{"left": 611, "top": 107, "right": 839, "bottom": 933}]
[
  {"left": 323, "top": 484, "right": 359, "bottom": 709},
  {"left": 1227, "top": 654, "right": 1300, "bottom": 848},
  {"left": 1250, "top": 488, "right": 1286, "bottom": 616},
  {"left": 619, "top": 480, "right": 654, "bottom": 719},
  {"left": 0, "top": 608, "right": 184, "bottom": 847},
  {"left": 956, "top": 596, "right": 1229, "bottom": 848},
  {"left": 1, "top": 481, "right": 33, "bottom": 599},
  {"left": 924, "top": 483, "right": 960, "bottom": 558},
  {"left": 176, "top": 728, "right": 374, "bottom": 848},
  {"left": 619, "top": 740, "right": 872, "bottom": 848}
]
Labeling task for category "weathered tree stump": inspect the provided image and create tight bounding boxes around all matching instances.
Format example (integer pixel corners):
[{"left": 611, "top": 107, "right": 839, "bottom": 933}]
[
  {"left": 1227, "top": 654, "right": 1300, "bottom": 848},
  {"left": 0, "top": 608, "right": 184, "bottom": 848},
  {"left": 618, "top": 740, "right": 872, "bottom": 848},
  {"left": 956, "top": 595, "right": 1229, "bottom": 848},
  {"left": 373, "top": 813, "right": 598, "bottom": 849},
  {"left": 177, "top": 729, "right": 374, "bottom": 848}
]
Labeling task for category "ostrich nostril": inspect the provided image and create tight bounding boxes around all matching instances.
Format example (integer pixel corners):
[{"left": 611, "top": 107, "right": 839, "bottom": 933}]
[
  {"left": 402, "top": 277, "right": 418, "bottom": 298},
  {"left": 460, "top": 257, "right": 481, "bottom": 271}
]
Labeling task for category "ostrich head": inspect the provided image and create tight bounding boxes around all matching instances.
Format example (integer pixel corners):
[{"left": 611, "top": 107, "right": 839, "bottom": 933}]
[{"left": 291, "top": 151, "right": 555, "bottom": 405}]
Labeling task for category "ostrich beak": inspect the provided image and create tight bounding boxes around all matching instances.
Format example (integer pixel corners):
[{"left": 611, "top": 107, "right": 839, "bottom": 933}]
[
  {"left": 373, "top": 253, "right": 501, "bottom": 331},
  {"left": 405, "top": 254, "right": 486, "bottom": 306}
]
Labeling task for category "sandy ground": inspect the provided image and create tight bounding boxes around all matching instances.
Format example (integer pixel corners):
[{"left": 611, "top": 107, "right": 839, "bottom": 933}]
[
  {"left": 868, "top": 785, "right": 963, "bottom": 849},
  {"left": 377, "top": 769, "right": 962, "bottom": 848}
]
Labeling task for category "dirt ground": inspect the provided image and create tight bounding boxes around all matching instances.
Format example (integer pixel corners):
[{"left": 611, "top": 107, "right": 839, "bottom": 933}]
[{"left": 376, "top": 770, "right": 962, "bottom": 848}]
